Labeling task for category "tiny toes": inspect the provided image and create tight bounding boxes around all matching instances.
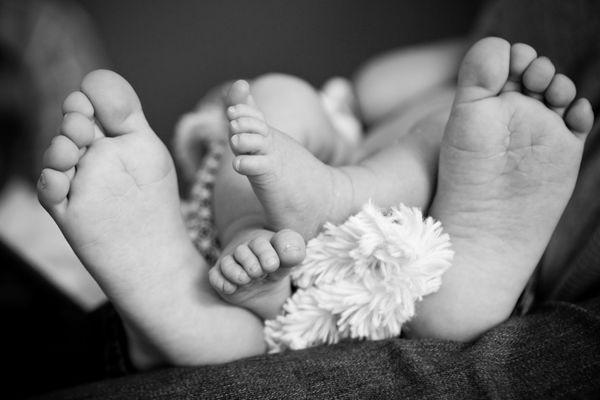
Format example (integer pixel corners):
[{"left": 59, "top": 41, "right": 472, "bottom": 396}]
[
  {"left": 209, "top": 266, "right": 238, "bottom": 295},
  {"left": 233, "top": 155, "right": 270, "bottom": 175},
  {"left": 37, "top": 168, "right": 70, "bottom": 209},
  {"left": 233, "top": 245, "right": 264, "bottom": 278},
  {"left": 62, "top": 91, "right": 94, "bottom": 117},
  {"left": 219, "top": 255, "right": 252, "bottom": 285},
  {"left": 227, "top": 79, "right": 256, "bottom": 106},
  {"left": 502, "top": 43, "right": 537, "bottom": 92},
  {"left": 230, "top": 117, "right": 268, "bottom": 136},
  {"left": 61, "top": 112, "right": 95, "bottom": 147},
  {"left": 43, "top": 135, "right": 80, "bottom": 171},
  {"left": 271, "top": 229, "right": 306, "bottom": 268},
  {"left": 230, "top": 133, "right": 267, "bottom": 155},
  {"left": 545, "top": 74, "right": 576, "bottom": 110},
  {"left": 249, "top": 238, "right": 280, "bottom": 273},
  {"left": 565, "top": 98, "right": 594, "bottom": 137},
  {"left": 227, "top": 103, "right": 264, "bottom": 120},
  {"left": 523, "top": 56, "right": 555, "bottom": 94}
]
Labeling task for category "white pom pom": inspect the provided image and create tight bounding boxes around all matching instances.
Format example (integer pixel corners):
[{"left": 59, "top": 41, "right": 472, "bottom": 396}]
[
  {"left": 264, "top": 287, "right": 340, "bottom": 353},
  {"left": 265, "top": 202, "right": 453, "bottom": 353}
]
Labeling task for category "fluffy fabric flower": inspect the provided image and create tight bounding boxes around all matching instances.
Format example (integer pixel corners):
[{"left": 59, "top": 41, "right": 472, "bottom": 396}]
[
  {"left": 264, "top": 287, "right": 340, "bottom": 353},
  {"left": 265, "top": 202, "right": 454, "bottom": 353}
]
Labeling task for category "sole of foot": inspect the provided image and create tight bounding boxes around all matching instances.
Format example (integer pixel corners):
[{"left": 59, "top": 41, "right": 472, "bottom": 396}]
[
  {"left": 224, "top": 80, "right": 352, "bottom": 239},
  {"left": 415, "top": 37, "right": 594, "bottom": 340},
  {"left": 37, "top": 69, "right": 216, "bottom": 366},
  {"left": 209, "top": 228, "right": 306, "bottom": 319}
]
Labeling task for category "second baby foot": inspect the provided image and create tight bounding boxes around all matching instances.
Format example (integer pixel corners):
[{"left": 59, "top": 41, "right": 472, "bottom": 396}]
[
  {"left": 209, "top": 228, "right": 306, "bottom": 320},
  {"left": 413, "top": 38, "right": 594, "bottom": 340},
  {"left": 224, "top": 80, "right": 353, "bottom": 239}
]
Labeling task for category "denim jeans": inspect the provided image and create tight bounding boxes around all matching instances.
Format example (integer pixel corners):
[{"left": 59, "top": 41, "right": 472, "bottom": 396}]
[{"left": 36, "top": 296, "right": 600, "bottom": 399}]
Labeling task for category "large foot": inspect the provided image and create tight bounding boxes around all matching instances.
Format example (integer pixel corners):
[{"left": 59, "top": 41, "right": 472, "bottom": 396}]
[
  {"left": 224, "top": 80, "right": 352, "bottom": 239},
  {"left": 209, "top": 228, "right": 305, "bottom": 319},
  {"left": 37, "top": 70, "right": 266, "bottom": 366},
  {"left": 38, "top": 70, "right": 187, "bottom": 295},
  {"left": 415, "top": 38, "right": 594, "bottom": 339}
]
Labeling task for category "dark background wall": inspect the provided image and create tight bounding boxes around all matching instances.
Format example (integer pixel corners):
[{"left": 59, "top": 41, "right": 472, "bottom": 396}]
[{"left": 79, "top": 0, "right": 483, "bottom": 142}]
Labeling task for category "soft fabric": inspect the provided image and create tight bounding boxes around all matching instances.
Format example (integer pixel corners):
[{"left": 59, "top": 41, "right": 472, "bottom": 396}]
[
  {"left": 265, "top": 203, "right": 453, "bottom": 352},
  {"left": 41, "top": 296, "right": 600, "bottom": 400}
]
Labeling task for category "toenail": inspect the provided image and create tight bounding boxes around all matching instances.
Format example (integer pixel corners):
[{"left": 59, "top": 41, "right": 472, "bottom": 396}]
[
  {"left": 231, "top": 135, "right": 239, "bottom": 146},
  {"left": 228, "top": 106, "right": 236, "bottom": 114},
  {"left": 38, "top": 173, "right": 47, "bottom": 189},
  {"left": 264, "top": 257, "right": 278, "bottom": 268},
  {"left": 231, "top": 120, "right": 239, "bottom": 130},
  {"left": 284, "top": 244, "right": 301, "bottom": 252}
]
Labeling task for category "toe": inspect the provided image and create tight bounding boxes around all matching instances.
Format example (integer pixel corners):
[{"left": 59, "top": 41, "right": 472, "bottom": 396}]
[
  {"left": 233, "top": 155, "right": 270, "bottom": 176},
  {"left": 37, "top": 168, "right": 70, "bottom": 211},
  {"left": 249, "top": 237, "right": 280, "bottom": 273},
  {"left": 226, "top": 80, "right": 256, "bottom": 107},
  {"left": 271, "top": 229, "right": 306, "bottom": 268},
  {"left": 43, "top": 135, "right": 80, "bottom": 171},
  {"left": 80, "top": 69, "right": 148, "bottom": 136},
  {"left": 208, "top": 265, "right": 238, "bottom": 295},
  {"left": 455, "top": 37, "right": 511, "bottom": 103},
  {"left": 502, "top": 43, "right": 537, "bottom": 92},
  {"left": 230, "top": 117, "right": 269, "bottom": 136},
  {"left": 545, "top": 74, "right": 576, "bottom": 111},
  {"left": 522, "top": 57, "right": 555, "bottom": 95},
  {"left": 219, "top": 255, "right": 251, "bottom": 284},
  {"left": 231, "top": 133, "right": 267, "bottom": 155},
  {"left": 233, "top": 245, "right": 264, "bottom": 278},
  {"left": 565, "top": 98, "right": 594, "bottom": 138},
  {"left": 61, "top": 112, "right": 95, "bottom": 148},
  {"left": 62, "top": 91, "right": 94, "bottom": 118},
  {"left": 227, "top": 104, "right": 264, "bottom": 121}
]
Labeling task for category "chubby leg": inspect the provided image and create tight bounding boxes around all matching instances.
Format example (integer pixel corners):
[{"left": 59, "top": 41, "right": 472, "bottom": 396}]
[
  {"left": 38, "top": 70, "right": 268, "bottom": 367},
  {"left": 409, "top": 38, "right": 594, "bottom": 341}
]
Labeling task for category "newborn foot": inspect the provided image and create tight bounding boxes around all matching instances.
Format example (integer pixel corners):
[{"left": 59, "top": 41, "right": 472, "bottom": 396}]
[
  {"left": 37, "top": 70, "right": 227, "bottom": 366},
  {"left": 417, "top": 38, "right": 594, "bottom": 339},
  {"left": 225, "top": 80, "right": 352, "bottom": 239},
  {"left": 38, "top": 70, "right": 187, "bottom": 294},
  {"left": 209, "top": 228, "right": 305, "bottom": 319}
]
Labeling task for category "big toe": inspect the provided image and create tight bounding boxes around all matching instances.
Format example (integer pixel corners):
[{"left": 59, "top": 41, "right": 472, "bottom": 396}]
[
  {"left": 226, "top": 79, "right": 256, "bottom": 107},
  {"left": 80, "top": 69, "right": 148, "bottom": 135},
  {"left": 271, "top": 229, "right": 306, "bottom": 268},
  {"left": 455, "top": 37, "right": 511, "bottom": 103}
]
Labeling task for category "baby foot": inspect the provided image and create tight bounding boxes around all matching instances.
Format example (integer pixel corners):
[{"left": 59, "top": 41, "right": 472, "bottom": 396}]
[
  {"left": 414, "top": 38, "right": 594, "bottom": 339},
  {"left": 37, "top": 70, "right": 259, "bottom": 367},
  {"left": 209, "top": 228, "right": 305, "bottom": 320},
  {"left": 224, "top": 80, "right": 353, "bottom": 239},
  {"left": 38, "top": 70, "right": 188, "bottom": 297}
]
